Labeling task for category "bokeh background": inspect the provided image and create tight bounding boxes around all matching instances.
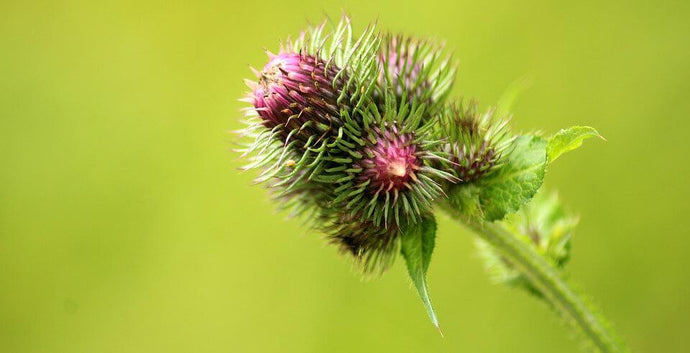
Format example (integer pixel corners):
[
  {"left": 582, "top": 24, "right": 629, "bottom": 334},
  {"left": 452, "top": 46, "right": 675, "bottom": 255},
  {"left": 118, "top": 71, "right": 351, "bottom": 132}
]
[{"left": 2, "top": 1, "right": 689, "bottom": 352}]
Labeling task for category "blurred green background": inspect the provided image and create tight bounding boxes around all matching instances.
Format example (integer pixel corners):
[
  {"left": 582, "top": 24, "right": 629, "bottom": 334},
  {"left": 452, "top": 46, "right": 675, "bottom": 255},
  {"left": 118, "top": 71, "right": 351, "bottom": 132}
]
[{"left": 2, "top": 0, "right": 689, "bottom": 352}]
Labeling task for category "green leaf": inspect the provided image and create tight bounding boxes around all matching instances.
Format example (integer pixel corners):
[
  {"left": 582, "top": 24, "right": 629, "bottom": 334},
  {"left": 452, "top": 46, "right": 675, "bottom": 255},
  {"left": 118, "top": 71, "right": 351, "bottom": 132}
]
[
  {"left": 400, "top": 216, "right": 442, "bottom": 334},
  {"left": 547, "top": 126, "right": 603, "bottom": 163},
  {"left": 477, "top": 135, "right": 548, "bottom": 221}
]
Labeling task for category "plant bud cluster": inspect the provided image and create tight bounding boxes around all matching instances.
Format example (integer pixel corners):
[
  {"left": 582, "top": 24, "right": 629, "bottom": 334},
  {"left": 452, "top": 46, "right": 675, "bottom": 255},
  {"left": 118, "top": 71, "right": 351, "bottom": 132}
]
[{"left": 238, "top": 17, "right": 509, "bottom": 272}]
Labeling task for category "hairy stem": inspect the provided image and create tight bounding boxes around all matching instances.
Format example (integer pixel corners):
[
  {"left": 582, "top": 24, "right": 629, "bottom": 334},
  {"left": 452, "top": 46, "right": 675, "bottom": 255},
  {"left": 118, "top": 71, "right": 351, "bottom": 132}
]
[{"left": 442, "top": 205, "right": 630, "bottom": 353}]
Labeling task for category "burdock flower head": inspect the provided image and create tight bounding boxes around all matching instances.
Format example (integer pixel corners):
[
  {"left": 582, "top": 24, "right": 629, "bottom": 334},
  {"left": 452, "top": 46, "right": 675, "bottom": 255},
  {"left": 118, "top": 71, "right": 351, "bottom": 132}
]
[
  {"left": 436, "top": 101, "right": 512, "bottom": 183},
  {"left": 377, "top": 34, "right": 456, "bottom": 116},
  {"left": 238, "top": 18, "right": 380, "bottom": 185},
  {"left": 323, "top": 100, "right": 456, "bottom": 272},
  {"left": 358, "top": 125, "right": 418, "bottom": 192},
  {"left": 251, "top": 52, "right": 345, "bottom": 144},
  {"left": 328, "top": 100, "right": 456, "bottom": 229}
]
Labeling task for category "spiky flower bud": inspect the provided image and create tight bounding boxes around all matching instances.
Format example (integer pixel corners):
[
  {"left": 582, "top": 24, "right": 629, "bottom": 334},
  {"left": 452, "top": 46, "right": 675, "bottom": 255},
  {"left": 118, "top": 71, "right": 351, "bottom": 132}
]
[
  {"left": 237, "top": 19, "right": 380, "bottom": 186},
  {"left": 357, "top": 125, "right": 419, "bottom": 193},
  {"left": 251, "top": 52, "right": 345, "bottom": 144},
  {"left": 318, "top": 102, "right": 456, "bottom": 273},
  {"left": 379, "top": 36, "right": 426, "bottom": 102},
  {"left": 437, "top": 101, "right": 511, "bottom": 183},
  {"left": 377, "top": 34, "right": 455, "bottom": 115},
  {"left": 327, "top": 102, "right": 457, "bottom": 228}
]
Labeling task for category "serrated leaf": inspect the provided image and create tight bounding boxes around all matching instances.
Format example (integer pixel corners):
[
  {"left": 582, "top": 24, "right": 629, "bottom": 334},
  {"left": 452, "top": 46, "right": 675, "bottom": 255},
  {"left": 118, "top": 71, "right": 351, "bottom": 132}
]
[
  {"left": 547, "top": 126, "right": 602, "bottom": 163},
  {"left": 477, "top": 135, "right": 548, "bottom": 221},
  {"left": 400, "top": 216, "right": 441, "bottom": 334}
]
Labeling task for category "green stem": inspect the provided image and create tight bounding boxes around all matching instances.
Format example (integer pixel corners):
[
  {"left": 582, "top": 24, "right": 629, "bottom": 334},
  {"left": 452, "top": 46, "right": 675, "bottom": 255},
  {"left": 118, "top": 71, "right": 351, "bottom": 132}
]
[{"left": 442, "top": 205, "right": 630, "bottom": 353}]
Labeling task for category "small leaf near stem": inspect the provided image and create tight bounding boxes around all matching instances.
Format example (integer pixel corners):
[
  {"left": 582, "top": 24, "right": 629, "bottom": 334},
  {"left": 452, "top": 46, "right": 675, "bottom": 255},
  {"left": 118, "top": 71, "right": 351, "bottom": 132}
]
[
  {"left": 547, "top": 126, "right": 604, "bottom": 163},
  {"left": 400, "top": 215, "right": 442, "bottom": 335}
]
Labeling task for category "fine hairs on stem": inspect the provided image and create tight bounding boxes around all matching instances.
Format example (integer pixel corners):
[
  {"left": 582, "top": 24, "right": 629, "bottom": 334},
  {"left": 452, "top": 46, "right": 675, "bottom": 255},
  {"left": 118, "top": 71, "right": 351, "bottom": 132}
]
[{"left": 443, "top": 202, "right": 629, "bottom": 353}]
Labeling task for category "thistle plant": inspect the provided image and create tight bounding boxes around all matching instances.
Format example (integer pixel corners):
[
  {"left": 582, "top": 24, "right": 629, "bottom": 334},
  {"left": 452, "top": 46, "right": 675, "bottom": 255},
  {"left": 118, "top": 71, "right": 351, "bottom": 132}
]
[{"left": 236, "top": 16, "right": 629, "bottom": 352}]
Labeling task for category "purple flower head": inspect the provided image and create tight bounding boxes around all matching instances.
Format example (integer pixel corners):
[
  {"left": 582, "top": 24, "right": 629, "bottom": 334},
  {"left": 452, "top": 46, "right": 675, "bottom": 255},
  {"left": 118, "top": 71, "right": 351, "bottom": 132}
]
[
  {"left": 376, "top": 34, "right": 455, "bottom": 116},
  {"left": 377, "top": 35, "right": 436, "bottom": 110},
  {"left": 437, "top": 102, "right": 511, "bottom": 183},
  {"left": 357, "top": 125, "right": 420, "bottom": 193},
  {"left": 379, "top": 36, "right": 427, "bottom": 101},
  {"left": 252, "top": 52, "right": 346, "bottom": 143}
]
